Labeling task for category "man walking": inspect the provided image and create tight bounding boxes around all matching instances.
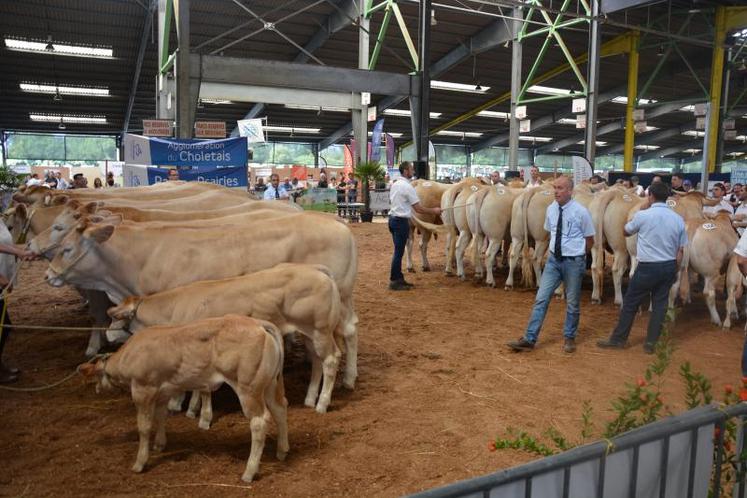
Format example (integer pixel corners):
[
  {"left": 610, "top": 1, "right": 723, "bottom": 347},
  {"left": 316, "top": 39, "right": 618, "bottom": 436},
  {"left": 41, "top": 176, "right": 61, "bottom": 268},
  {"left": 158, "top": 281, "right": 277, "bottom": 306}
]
[
  {"left": 388, "top": 162, "right": 441, "bottom": 291},
  {"left": 597, "top": 181, "right": 687, "bottom": 354},
  {"left": 508, "top": 176, "right": 594, "bottom": 353}
]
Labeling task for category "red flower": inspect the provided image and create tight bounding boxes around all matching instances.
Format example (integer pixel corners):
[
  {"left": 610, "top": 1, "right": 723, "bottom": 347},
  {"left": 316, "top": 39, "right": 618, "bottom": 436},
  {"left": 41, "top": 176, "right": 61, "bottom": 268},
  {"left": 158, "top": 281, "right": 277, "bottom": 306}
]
[
  {"left": 742, "top": 376, "right": 747, "bottom": 386},
  {"left": 725, "top": 441, "right": 732, "bottom": 452},
  {"left": 488, "top": 441, "right": 497, "bottom": 452},
  {"left": 740, "top": 388, "right": 747, "bottom": 402},
  {"left": 725, "top": 384, "right": 734, "bottom": 395},
  {"left": 637, "top": 378, "right": 646, "bottom": 387}
]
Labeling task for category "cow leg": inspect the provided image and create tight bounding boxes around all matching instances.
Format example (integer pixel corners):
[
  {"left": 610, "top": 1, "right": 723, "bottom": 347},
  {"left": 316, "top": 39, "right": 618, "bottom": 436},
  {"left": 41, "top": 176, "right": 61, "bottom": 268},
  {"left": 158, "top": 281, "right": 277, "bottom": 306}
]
[
  {"left": 167, "top": 392, "right": 185, "bottom": 412},
  {"left": 703, "top": 276, "right": 722, "bottom": 326},
  {"left": 186, "top": 390, "right": 201, "bottom": 419},
  {"left": 405, "top": 224, "right": 416, "bottom": 273},
  {"left": 131, "top": 385, "right": 157, "bottom": 473},
  {"left": 533, "top": 240, "right": 549, "bottom": 288},
  {"left": 265, "top": 375, "right": 289, "bottom": 461},
  {"left": 198, "top": 392, "right": 213, "bottom": 430},
  {"left": 590, "top": 246, "right": 604, "bottom": 304},
  {"left": 612, "top": 252, "right": 629, "bottom": 307},
  {"left": 85, "top": 291, "right": 113, "bottom": 358},
  {"left": 472, "top": 232, "right": 484, "bottom": 279},
  {"left": 341, "top": 305, "right": 358, "bottom": 390},
  {"left": 505, "top": 237, "right": 523, "bottom": 290},
  {"left": 455, "top": 231, "right": 472, "bottom": 281},
  {"left": 629, "top": 255, "right": 639, "bottom": 278},
  {"left": 444, "top": 229, "right": 456, "bottom": 276},
  {"left": 152, "top": 399, "right": 169, "bottom": 452},
  {"left": 303, "top": 337, "right": 323, "bottom": 409},
  {"left": 485, "top": 239, "right": 501, "bottom": 288},
  {"left": 238, "top": 390, "right": 267, "bottom": 483},
  {"left": 311, "top": 333, "right": 341, "bottom": 414},
  {"left": 420, "top": 230, "right": 432, "bottom": 271},
  {"left": 724, "top": 288, "right": 738, "bottom": 329}
]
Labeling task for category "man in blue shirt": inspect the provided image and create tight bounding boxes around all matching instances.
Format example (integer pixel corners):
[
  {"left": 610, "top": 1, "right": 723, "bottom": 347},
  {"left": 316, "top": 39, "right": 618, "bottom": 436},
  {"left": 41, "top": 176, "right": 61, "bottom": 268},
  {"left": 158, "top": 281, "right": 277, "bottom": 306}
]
[
  {"left": 263, "top": 173, "right": 289, "bottom": 200},
  {"left": 508, "top": 176, "right": 595, "bottom": 354},
  {"left": 597, "top": 181, "right": 687, "bottom": 354}
]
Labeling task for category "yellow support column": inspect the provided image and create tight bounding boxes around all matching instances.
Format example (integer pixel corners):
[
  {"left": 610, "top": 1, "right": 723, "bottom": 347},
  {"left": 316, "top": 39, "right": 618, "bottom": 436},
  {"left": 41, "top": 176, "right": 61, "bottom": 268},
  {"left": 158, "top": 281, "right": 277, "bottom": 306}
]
[
  {"left": 623, "top": 32, "right": 639, "bottom": 173},
  {"left": 706, "top": 6, "right": 726, "bottom": 173}
]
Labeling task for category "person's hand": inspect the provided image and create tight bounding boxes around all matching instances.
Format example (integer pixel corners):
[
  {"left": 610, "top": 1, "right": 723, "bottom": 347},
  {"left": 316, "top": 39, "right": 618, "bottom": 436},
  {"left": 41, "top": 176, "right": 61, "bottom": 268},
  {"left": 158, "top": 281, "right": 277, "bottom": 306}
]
[
  {"left": 18, "top": 249, "right": 40, "bottom": 261},
  {"left": 433, "top": 207, "right": 442, "bottom": 216}
]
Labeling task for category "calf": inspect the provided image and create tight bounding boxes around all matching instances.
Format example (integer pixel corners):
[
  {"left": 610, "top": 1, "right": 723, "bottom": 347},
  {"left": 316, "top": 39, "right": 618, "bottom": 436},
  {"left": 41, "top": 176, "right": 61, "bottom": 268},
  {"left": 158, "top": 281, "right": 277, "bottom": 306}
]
[
  {"left": 107, "top": 263, "right": 344, "bottom": 414},
  {"left": 79, "top": 315, "right": 288, "bottom": 483}
]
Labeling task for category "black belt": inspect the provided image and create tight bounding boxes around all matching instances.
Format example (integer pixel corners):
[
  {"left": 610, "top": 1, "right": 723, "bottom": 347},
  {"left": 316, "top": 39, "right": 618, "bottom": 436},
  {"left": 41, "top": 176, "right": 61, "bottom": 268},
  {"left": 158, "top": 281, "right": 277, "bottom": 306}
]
[
  {"left": 551, "top": 253, "right": 585, "bottom": 260},
  {"left": 638, "top": 260, "right": 676, "bottom": 265}
]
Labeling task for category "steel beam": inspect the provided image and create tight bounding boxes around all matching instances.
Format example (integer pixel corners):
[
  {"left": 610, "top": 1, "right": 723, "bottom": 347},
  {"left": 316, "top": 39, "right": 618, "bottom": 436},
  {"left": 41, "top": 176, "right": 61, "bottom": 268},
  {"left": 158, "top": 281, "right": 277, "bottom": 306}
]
[
  {"left": 191, "top": 55, "right": 411, "bottom": 96},
  {"left": 414, "top": 0, "right": 432, "bottom": 174},
  {"left": 623, "top": 32, "right": 639, "bottom": 172},
  {"left": 321, "top": 17, "right": 513, "bottom": 149},
  {"left": 199, "top": 83, "right": 357, "bottom": 109},
  {"left": 583, "top": 0, "right": 601, "bottom": 166},
  {"left": 124, "top": 0, "right": 157, "bottom": 135},
  {"left": 174, "top": 0, "right": 193, "bottom": 138},
  {"left": 706, "top": 6, "right": 726, "bottom": 173},
  {"left": 605, "top": 124, "right": 696, "bottom": 155},
  {"left": 158, "top": 0, "right": 173, "bottom": 72},
  {"left": 353, "top": 0, "right": 370, "bottom": 165},
  {"left": 508, "top": 6, "right": 523, "bottom": 170},
  {"left": 639, "top": 140, "right": 705, "bottom": 161}
]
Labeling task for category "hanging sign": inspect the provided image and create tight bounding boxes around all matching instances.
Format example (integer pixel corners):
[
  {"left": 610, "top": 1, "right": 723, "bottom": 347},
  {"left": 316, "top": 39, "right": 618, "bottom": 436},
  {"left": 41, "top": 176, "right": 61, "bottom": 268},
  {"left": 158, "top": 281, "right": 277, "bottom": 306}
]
[
  {"left": 696, "top": 117, "right": 707, "bottom": 130},
  {"left": 633, "top": 109, "right": 645, "bottom": 121},
  {"left": 723, "top": 118, "right": 736, "bottom": 130},
  {"left": 123, "top": 134, "right": 248, "bottom": 167},
  {"left": 693, "top": 103, "right": 707, "bottom": 116},
  {"left": 519, "top": 119, "right": 531, "bottom": 133},
  {"left": 194, "top": 121, "right": 226, "bottom": 138},
  {"left": 576, "top": 114, "right": 586, "bottom": 129},
  {"left": 123, "top": 164, "right": 247, "bottom": 187},
  {"left": 237, "top": 119, "right": 265, "bottom": 143},
  {"left": 634, "top": 121, "right": 648, "bottom": 133},
  {"left": 572, "top": 98, "right": 586, "bottom": 113},
  {"left": 724, "top": 130, "right": 737, "bottom": 141},
  {"left": 515, "top": 106, "right": 527, "bottom": 119},
  {"left": 142, "top": 119, "right": 173, "bottom": 137},
  {"left": 367, "top": 106, "right": 377, "bottom": 122}
]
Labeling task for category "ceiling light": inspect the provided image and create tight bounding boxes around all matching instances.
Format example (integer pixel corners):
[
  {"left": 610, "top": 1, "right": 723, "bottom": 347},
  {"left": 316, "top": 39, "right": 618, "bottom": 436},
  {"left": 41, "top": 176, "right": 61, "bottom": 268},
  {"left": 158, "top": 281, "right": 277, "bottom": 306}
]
[
  {"left": 20, "top": 83, "right": 110, "bottom": 97},
  {"left": 557, "top": 118, "right": 577, "bottom": 125},
  {"left": 682, "top": 148, "right": 701, "bottom": 154},
  {"left": 53, "top": 89, "right": 62, "bottom": 102},
  {"left": 58, "top": 121, "right": 66, "bottom": 130},
  {"left": 635, "top": 145, "right": 660, "bottom": 150},
  {"left": 680, "top": 105, "right": 695, "bottom": 112},
  {"left": 430, "top": 9, "right": 437, "bottom": 26},
  {"left": 382, "top": 109, "right": 442, "bottom": 119},
  {"left": 200, "top": 98, "right": 236, "bottom": 105},
  {"left": 431, "top": 80, "right": 490, "bottom": 94},
  {"left": 284, "top": 104, "right": 349, "bottom": 112},
  {"left": 477, "top": 110, "right": 511, "bottom": 119},
  {"left": 368, "top": 131, "right": 403, "bottom": 138},
  {"left": 5, "top": 37, "right": 114, "bottom": 58},
  {"left": 29, "top": 113, "right": 107, "bottom": 124},
  {"left": 576, "top": 140, "right": 608, "bottom": 146},
  {"left": 45, "top": 35, "right": 54, "bottom": 52},
  {"left": 682, "top": 130, "right": 706, "bottom": 138},
  {"left": 611, "top": 96, "right": 658, "bottom": 105},
  {"left": 519, "top": 136, "right": 553, "bottom": 142},
  {"left": 527, "top": 85, "right": 572, "bottom": 96},
  {"left": 263, "top": 126, "right": 320, "bottom": 134},
  {"left": 436, "top": 130, "right": 483, "bottom": 137}
]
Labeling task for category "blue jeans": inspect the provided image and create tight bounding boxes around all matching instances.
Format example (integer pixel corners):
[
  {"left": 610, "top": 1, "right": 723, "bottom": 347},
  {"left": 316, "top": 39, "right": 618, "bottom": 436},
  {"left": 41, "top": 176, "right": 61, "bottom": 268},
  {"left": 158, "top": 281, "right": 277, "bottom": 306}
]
[
  {"left": 742, "top": 334, "right": 747, "bottom": 377},
  {"left": 389, "top": 216, "right": 410, "bottom": 282},
  {"left": 524, "top": 254, "right": 586, "bottom": 343}
]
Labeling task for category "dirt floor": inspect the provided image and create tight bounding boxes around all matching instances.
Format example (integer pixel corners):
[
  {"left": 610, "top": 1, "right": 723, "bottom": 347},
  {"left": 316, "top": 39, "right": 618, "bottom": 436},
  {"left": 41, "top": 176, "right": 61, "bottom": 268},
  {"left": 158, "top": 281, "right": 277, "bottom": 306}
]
[{"left": 0, "top": 220, "right": 743, "bottom": 497}]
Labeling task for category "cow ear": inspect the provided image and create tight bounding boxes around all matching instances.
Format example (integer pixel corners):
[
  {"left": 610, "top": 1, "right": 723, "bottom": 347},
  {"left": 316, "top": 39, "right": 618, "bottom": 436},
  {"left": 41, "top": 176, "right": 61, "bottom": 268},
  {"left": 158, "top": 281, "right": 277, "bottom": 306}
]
[
  {"left": 11, "top": 192, "right": 28, "bottom": 204},
  {"left": 86, "top": 215, "right": 105, "bottom": 224},
  {"left": 51, "top": 195, "right": 70, "bottom": 206},
  {"left": 14, "top": 203, "right": 26, "bottom": 220},
  {"left": 85, "top": 224, "right": 115, "bottom": 243},
  {"left": 67, "top": 199, "right": 80, "bottom": 210},
  {"left": 78, "top": 362, "right": 98, "bottom": 377},
  {"left": 82, "top": 202, "right": 98, "bottom": 214}
]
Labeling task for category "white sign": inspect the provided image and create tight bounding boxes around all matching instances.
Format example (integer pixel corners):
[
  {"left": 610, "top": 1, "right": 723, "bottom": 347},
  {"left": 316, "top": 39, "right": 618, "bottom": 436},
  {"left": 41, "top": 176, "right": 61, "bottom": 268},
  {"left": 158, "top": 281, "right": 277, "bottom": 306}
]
[
  {"left": 572, "top": 156, "right": 593, "bottom": 185},
  {"left": 361, "top": 92, "right": 371, "bottom": 106},
  {"left": 123, "top": 164, "right": 150, "bottom": 187},
  {"left": 576, "top": 114, "right": 586, "bottom": 129},
  {"left": 367, "top": 106, "right": 377, "bottom": 122},
  {"left": 723, "top": 118, "right": 736, "bottom": 130},
  {"left": 634, "top": 121, "right": 648, "bottom": 133},
  {"left": 237, "top": 119, "right": 265, "bottom": 143},
  {"left": 724, "top": 130, "right": 737, "bottom": 141},
  {"left": 694, "top": 103, "right": 707, "bottom": 116},
  {"left": 515, "top": 106, "right": 527, "bottom": 119},
  {"left": 369, "top": 190, "right": 391, "bottom": 212},
  {"left": 572, "top": 98, "right": 586, "bottom": 113},
  {"left": 633, "top": 109, "right": 645, "bottom": 121},
  {"left": 123, "top": 134, "right": 152, "bottom": 165},
  {"left": 696, "top": 117, "right": 706, "bottom": 130},
  {"left": 194, "top": 121, "right": 226, "bottom": 138},
  {"left": 519, "top": 119, "right": 531, "bottom": 133},
  {"left": 142, "top": 119, "right": 172, "bottom": 137}
]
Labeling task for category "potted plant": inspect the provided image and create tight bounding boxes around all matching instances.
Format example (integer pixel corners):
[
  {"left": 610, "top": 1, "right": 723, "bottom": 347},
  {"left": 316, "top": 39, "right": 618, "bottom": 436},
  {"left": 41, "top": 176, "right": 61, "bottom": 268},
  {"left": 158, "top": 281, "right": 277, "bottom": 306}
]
[{"left": 354, "top": 160, "right": 386, "bottom": 223}]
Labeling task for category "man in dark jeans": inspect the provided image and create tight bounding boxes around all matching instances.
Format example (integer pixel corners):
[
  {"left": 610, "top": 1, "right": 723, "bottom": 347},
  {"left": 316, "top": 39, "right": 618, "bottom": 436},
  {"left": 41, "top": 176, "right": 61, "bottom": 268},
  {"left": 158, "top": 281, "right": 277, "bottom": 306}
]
[
  {"left": 597, "top": 181, "right": 687, "bottom": 354},
  {"left": 388, "top": 162, "right": 441, "bottom": 290},
  {"left": 733, "top": 229, "right": 747, "bottom": 378}
]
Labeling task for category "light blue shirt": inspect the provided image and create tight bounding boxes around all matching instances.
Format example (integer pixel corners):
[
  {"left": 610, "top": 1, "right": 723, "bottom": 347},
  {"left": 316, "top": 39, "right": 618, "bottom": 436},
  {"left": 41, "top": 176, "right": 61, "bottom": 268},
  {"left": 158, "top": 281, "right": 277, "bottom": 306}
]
[
  {"left": 625, "top": 202, "right": 687, "bottom": 263},
  {"left": 545, "top": 199, "right": 595, "bottom": 257},
  {"left": 263, "top": 184, "right": 288, "bottom": 200}
]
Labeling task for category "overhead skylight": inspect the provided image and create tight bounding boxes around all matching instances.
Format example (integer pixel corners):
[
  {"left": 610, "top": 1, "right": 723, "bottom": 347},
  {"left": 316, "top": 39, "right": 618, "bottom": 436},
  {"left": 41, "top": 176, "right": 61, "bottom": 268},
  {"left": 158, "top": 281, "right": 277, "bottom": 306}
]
[
  {"left": 264, "top": 126, "right": 320, "bottom": 134},
  {"left": 382, "top": 109, "right": 442, "bottom": 119},
  {"left": 519, "top": 136, "right": 553, "bottom": 142},
  {"left": 576, "top": 140, "right": 608, "bottom": 146},
  {"left": 682, "top": 148, "right": 702, "bottom": 154},
  {"left": 5, "top": 37, "right": 114, "bottom": 58},
  {"left": 431, "top": 80, "right": 490, "bottom": 94},
  {"left": 611, "top": 96, "right": 658, "bottom": 105},
  {"left": 635, "top": 145, "right": 660, "bottom": 151},
  {"left": 680, "top": 105, "right": 695, "bottom": 112},
  {"left": 29, "top": 113, "right": 107, "bottom": 124},
  {"left": 477, "top": 110, "right": 511, "bottom": 119},
  {"left": 201, "top": 98, "right": 237, "bottom": 105},
  {"left": 436, "top": 130, "right": 483, "bottom": 137},
  {"left": 284, "top": 104, "right": 349, "bottom": 112},
  {"left": 682, "top": 130, "right": 706, "bottom": 138},
  {"left": 368, "top": 131, "right": 403, "bottom": 138},
  {"left": 20, "top": 83, "right": 110, "bottom": 97},
  {"left": 527, "top": 85, "right": 572, "bottom": 96},
  {"left": 734, "top": 28, "right": 747, "bottom": 40},
  {"left": 735, "top": 135, "right": 747, "bottom": 142},
  {"left": 557, "top": 118, "right": 577, "bottom": 125}
]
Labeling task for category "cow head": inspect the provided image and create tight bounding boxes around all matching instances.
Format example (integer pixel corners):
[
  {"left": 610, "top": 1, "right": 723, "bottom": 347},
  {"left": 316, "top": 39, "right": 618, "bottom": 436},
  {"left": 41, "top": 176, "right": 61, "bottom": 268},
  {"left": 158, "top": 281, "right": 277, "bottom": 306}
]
[
  {"left": 45, "top": 219, "right": 115, "bottom": 287},
  {"left": 78, "top": 355, "right": 119, "bottom": 393},
  {"left": 29, "top": 201, "right": 104, "bottom": 258},
  {"left": 107, "top": 296, "right": 142, "bottom": 321}
]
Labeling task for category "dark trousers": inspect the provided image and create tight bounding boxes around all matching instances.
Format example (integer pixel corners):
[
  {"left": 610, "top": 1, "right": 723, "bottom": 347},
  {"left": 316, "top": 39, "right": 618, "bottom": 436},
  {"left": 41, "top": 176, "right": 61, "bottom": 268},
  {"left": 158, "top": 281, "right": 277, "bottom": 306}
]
[
  {"left": 389, "top": 216, "right": 410, "bottom": 282},
  {"left": 610, "top": 260, "right": 677, "bottom": 346},
  {"left": 0, "top": 299, "right": 11, "bottom": 361}
]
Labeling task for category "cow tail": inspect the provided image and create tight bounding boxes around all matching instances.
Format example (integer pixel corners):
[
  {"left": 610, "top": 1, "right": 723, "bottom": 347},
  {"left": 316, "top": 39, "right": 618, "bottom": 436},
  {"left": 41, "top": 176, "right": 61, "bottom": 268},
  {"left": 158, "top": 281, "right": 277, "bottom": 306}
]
[
  {"left": 678, "top": 243, "right": 691, "bottom": 303},
  {"left": 520, "top": 188, "right": 539, "bottom": 288},
  {"left": 470, "top": 188, "right": 490, "bottom": 238}
]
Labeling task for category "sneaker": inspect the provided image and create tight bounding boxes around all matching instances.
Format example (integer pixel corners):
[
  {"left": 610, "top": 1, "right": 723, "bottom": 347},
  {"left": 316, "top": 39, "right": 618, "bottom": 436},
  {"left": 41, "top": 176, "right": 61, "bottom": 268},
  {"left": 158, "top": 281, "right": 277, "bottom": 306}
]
[
  {"left": 643, "top": 343, "right": 655, "bottom": 355},
  {"left": 563, "top": 338, "right": 576, "bottom": 353},
  {"left": 507, "top": 337, "right": 535, "bottom": 352},
  {"left": 596, "top": 339, "right": 627, "bottom": 350},
  {"left": 388, "top": 280, "right": 413, "bottom": 291}
]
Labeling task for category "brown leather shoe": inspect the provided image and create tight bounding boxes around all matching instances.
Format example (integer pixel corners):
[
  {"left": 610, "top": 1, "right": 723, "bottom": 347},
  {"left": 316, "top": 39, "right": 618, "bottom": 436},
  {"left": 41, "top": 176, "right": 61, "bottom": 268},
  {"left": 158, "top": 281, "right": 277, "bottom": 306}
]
[
  {"left": 563, "top": 338, "right": 577, "bottom": 353},
  {"left": 507, "top": 337, "right": 535, "bottom": 352}
]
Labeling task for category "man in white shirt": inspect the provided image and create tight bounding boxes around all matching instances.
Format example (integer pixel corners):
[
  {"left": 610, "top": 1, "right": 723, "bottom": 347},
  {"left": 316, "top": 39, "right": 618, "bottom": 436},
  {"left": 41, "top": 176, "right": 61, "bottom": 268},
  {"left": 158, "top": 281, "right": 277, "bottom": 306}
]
[
  {"left": 732, "top": 231, "right": 747, "bottom": 378},
  {"left": 526, "top": 166, "right": 543, "bottom": 187},
  {"left": 388, "top": 162, "right": 442, "bottom": 290},
  {"left": 263, "top": 173, "right": 289, "bottom": 201},
  {"left": 703, "top": 183, "right": 733, "bottom": 218},
  {"left": 54, "top": 171, "right": 69, "bottom": 190},
  {"left": 733, "top": 187, "right": 747, "bottom": 235},
  {"left": 26, "top": 174, "right": 43, "bottom": 187},
  {"left": 630, "top": 175, "right": 645, "bottom": 197}
]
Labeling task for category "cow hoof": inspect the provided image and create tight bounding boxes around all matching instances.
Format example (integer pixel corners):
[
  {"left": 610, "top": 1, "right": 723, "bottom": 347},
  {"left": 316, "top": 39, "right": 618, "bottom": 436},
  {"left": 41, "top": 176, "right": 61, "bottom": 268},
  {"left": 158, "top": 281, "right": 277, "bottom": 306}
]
[
  {"left": 504, "top": 285, "right": 513, "bottom": 291},
  {"left": 342, "top": 378, "right": 356, "bottom": 390},
  {"left": 152, "top": 442, "right": 166, "bottom": 453},
  {"left": 304, "top": 397, "right": 316, "bottom": 409},
  {"left": 276, "top": 450, "right": 287, "bottom": 462},
  {"left": 422, "top": 266, "right": 431, "bottom": 272},
  {"left": 407, "top": 268, "right": 416, "bottom": 273},
  {"left": 315, "top": 404, "right": 328, "bottom": 414},
  {"left": 241, "top": 471, "right": 257, "bottom": 483},
  {"left": 487, "top": 281, "right": 496, "bottom": 288},
  {"left": 131, "top": 462, "right": 145, "bottom": 473},
  {"left": 198, "top": 419, "right": 211, "bottom": 430},
  {"left": 185, "top": 409, "right": 197, "bottom": 419},
  {"left": 591, "top": 298, "right": 602, "bottom": 305}
]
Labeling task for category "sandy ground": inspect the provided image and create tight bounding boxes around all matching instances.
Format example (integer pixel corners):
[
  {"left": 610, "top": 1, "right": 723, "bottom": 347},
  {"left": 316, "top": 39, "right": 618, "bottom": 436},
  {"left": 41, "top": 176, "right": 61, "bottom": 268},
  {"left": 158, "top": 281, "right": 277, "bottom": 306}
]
[{"left": 0, "top": 220, "right": 742, "bottom": 497}]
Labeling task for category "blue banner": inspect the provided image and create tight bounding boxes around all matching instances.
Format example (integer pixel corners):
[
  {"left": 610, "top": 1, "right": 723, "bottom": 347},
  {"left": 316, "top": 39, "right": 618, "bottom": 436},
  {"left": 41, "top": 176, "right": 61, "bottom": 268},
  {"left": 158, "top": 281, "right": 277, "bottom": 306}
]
[
  {"left": 371, "top": 118, "right": 385, "bottom": 162},
  {"left": 147, "top": 166, "right": 248, "bottom": 187},
  {"left": 124, "top": 134, "right": 247, "bottom": 167}
]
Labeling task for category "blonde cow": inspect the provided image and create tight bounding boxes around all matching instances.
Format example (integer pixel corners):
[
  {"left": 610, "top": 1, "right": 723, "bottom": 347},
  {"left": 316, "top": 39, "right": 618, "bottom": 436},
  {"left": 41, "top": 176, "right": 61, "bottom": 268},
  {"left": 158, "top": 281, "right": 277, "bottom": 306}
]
[
  {"left": 79, "top": 315, "right": 288, "bottom": 483},
  {"left": 406, "top": 179, "right": 449, "bottom": 272}
]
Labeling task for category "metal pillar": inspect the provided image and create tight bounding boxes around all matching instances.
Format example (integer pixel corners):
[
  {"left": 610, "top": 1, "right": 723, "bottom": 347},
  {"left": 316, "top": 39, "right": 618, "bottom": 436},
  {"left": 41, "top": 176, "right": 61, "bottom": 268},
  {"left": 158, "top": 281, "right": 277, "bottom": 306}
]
[
  {"left": 717, "top": 47, "right": 732, "bottom": 172},
  {"left": 466, "top": 145, "right": 472, "bottom": 177},
  {"left": 124, "top": 0, "right": 156, "bottom": 134},
  {"left": 701, "top": 103, "right": 712, "bottom": 194},
  {"left": 352, "top": 2, "right": 369, "bottom": 165},
  {"left": 174, "top": 0, "right": 192, "bottom": 139},
  {"left": 508, "top": 6, "right": 523, "bottom": 171},
  {"left": 0, "top": 131, "right": 6, "bottom": 169},
  {"left": 706, "top": 6, "right": 726, "bottom": 173},
  {"left": 623, "top": 32, "right": 639, "bottom": 172},
  {"left": 583, "top": 0, "right": 601, "bottom": 168},
  {"left": 415, "top": 0, "right": 432, "bottom": 178}
]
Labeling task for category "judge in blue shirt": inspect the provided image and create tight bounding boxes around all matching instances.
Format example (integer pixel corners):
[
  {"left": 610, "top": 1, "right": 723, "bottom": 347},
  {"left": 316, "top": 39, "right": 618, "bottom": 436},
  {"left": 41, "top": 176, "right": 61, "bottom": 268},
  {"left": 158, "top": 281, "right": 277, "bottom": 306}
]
[
  {"left": 597, "top": 181, "right": 687, "bottom": 354},
  {"left": 508, "top": 175, "right": 595, "bottom": 354},
  {"left": 263, "top": 173, "right": 289, "bottom": 200}
]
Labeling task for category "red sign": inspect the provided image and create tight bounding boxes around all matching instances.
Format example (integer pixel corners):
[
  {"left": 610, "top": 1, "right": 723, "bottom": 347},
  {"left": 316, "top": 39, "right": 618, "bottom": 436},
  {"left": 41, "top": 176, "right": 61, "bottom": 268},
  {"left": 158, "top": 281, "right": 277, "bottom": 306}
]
[
  {"left": 194, "top": 121, "right": 226, "bottom": 138},
  {"left": 142, "top": 119, "right": 172, "bottom": 137}
]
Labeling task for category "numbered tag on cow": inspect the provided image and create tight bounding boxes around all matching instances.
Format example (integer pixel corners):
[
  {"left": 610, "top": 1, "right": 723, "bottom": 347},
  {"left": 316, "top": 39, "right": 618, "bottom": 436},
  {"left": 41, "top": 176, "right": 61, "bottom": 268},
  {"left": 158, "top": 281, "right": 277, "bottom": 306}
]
[
  {"left": 702, "top": 222, "right": 717, "bottom": 231},
  {"left": 666, "top": 199, "right": 677, "bottom": 208},
  {"left": 423, "top": 181, "right": 432, "bottom": 188},
  {"left": 622, "top": 194, "right": 632, "bottom": 202},
  {"left": 496, "top": 187, "right": 505, "bottom": 195},
  {"left": 470, "top": 185, "right": 478, "bottom": 192},
  {"left": 542, "top": 190, "right": 552, "bottom": 196}
]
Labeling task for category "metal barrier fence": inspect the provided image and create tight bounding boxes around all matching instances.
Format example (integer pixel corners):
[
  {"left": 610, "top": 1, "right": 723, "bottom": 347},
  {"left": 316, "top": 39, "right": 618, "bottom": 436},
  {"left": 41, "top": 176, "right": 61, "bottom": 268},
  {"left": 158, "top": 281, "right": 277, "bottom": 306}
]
[{"left": 407, "top": 403, "right": 747, "bottom": 498}]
